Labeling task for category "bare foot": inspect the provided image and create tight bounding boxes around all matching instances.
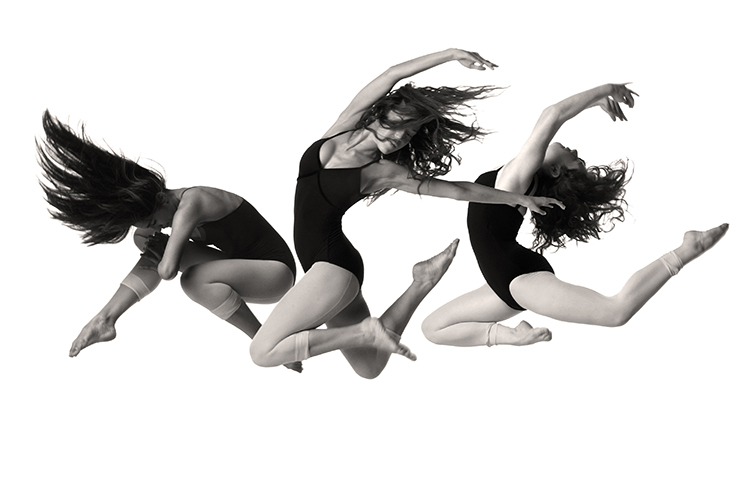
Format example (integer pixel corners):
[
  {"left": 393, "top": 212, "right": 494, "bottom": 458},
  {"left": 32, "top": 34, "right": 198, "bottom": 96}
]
[
  {"left": 412, "top": 239, "right": 460, "bottom": 286},
  {"left": 675, "top": 223, "right": 729, "bottom": 265},
  {"left": 284, "top": 361, "right": 303, "bottom": 373},
  {"left": 361, "top": 317, "right": 417, "bottom": 361},
  {"left": 69, "top": 317, "right": 117, "bottom": 357},
  {"left": 509, "top": 320, "right": 552, "bottom": 346}
]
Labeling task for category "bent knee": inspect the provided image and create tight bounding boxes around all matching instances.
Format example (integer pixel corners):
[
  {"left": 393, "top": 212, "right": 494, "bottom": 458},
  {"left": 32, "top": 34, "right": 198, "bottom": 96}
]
[
  {"left": 421, "top": 321, "right": 440, "bottom": 345},
  {"left": 589, "top": 298, "right": 636, "bottom": 327},
  {"left": 249, "top": 340, "right": 277, "bottom": 368},
  {"left": 421, "top": 315, "right": 447, "bottom": 345},
  {"left": 606, "top": 308, "right": 634, "bottom": 327},
  {"left": 179, "top": 267, "right": 202, "bottom": 297}
]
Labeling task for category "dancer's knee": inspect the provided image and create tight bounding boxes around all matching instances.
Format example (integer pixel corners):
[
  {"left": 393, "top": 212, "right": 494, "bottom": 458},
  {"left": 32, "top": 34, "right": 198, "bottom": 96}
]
[
  {"left": 179, "top": 267, "right": 203, "bottom": 300},
  {"left": 249, "top": 338, "right": 276, "bottom": 367},
  {"left": 592, "top": 296, "right": 635, "bottom": 327},
  {"left": 607, "top": 301, "right": 636, "bottom": 327},
  {"left": 421, "top": 318, "right": 441, "bottom": 345},
  {"left": 249, "top": 329, "right": 310, "bottom": 368},
  {"left": 421, "top": 312, "right": 448, "bottom": 345}
]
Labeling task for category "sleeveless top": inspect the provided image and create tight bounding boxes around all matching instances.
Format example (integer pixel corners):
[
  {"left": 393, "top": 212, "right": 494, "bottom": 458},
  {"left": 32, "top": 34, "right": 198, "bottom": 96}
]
[
  {"left": 293, "top": 131, "right": 378, "bottom": 285},
  {"left": 194, "top": 198, "right": 296, "bottom": 277},
  {"left": 467, "top": 168, "right": 553, "bottom": 310}
]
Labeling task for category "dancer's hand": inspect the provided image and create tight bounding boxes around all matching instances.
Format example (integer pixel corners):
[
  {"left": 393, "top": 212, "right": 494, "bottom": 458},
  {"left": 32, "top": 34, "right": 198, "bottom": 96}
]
[
  {"left": 452, "top": 49, "right": 497, "bottom": 71},
  {"left": 140, "top": 232, "right": 169, "bottom": 266},
  {"left": 521, "top": 195, "right": 565, "bottom": 216},
  {"left": 595, "top": 84, "right": 638, "bottom": 121}
]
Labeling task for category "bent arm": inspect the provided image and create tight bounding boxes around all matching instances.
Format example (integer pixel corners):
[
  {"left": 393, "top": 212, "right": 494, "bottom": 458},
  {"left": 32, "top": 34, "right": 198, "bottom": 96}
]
[
  {"left": 158, "top": 204, "right": 200, "bottom": 280},
  {"left": 519, "top": 84, "right": 618, "bottom": 164},
  {"left": 326, "top": 49, "right": 495, "bottom": 135},
  {"left": 504, "top": 83, "right": 636, "bottom": 190}
]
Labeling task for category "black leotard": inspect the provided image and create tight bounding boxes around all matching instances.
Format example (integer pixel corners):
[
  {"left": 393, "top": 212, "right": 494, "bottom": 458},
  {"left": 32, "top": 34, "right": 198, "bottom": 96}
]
[
  {"left": 467, "top": 168, "right": 554, "bottom": 310},
  {"left": 293, "top": 132, "right": 377, "bottom": 285},
  {"left": 194, "top": 199, "right": 296, "bottom": 278}
]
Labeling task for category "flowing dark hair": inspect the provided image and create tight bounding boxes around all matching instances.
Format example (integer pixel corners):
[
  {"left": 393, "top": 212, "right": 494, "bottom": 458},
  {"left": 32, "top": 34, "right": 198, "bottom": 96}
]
[
  {"left": 356, "top": 83, "right": 499, "bottom": 198},
  {"left": 530, "top": 159, "right": 631, "bottom": 252},
  {"left": 36, "top": 110, "right": 167, "bottom": 245}
]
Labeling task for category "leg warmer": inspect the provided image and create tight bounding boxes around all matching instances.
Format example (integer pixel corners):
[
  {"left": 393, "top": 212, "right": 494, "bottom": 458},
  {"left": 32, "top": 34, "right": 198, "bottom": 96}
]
[
  {"left": 210, "top": 290, "right": 244, "bottom": 320},
  {"left": 660, "top": 251, "right": 684, "bottom": 277},
  {"left": 294, "top": 330, "right": 311, "bottom": 361},
  {"left": 121, "top": 273, "right": 155, "bottom": 301},
  {"left": 486, "top": 323, "right": 499, "bottom": 347}
]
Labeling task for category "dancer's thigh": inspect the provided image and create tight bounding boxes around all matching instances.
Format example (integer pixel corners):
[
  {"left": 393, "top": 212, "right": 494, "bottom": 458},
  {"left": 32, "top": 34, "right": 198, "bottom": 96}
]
[
  {"left": 182, "top": 259, "right": 295, "bottom": 304},
  {"left": 510, "top": 271, "right": 610, "bottom": 325},
  {"left": 424, "top": 283, "right": 521, "bottom": 332},
  {"left": 325, "top": 291, "right": 370, "bottom": 328},
  {"left": 254, "top": 262, "right": 360, "bottom": 346}
]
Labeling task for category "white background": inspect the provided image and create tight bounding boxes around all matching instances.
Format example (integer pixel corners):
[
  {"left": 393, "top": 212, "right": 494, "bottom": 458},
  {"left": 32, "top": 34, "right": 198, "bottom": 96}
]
[{"left": 2, "top": 1, "right": 748, "bottom": 498}]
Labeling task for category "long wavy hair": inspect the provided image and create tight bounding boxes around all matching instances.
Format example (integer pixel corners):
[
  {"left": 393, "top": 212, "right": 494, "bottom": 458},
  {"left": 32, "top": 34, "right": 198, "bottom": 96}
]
[
  {"left": 530, "top": 159, "right": 631, "bottom": 252},
  {"left": 36, "top": 110, "right": 166, "bottom": 245},
  {"left": 356, "top": 83, "right": 499, "bottom": 199}
]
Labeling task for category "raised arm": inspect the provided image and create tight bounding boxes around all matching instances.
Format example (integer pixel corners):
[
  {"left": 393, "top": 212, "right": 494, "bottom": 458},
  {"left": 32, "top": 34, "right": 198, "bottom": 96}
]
[
  {"left": 365, "top": 161, "right": 563, "bottom": 215},
  {"left": 325, "top": 49, "right": 496, "bottom": 136},
  {"left": 501, "top": 83, "right": 637, "bottom": 192}
]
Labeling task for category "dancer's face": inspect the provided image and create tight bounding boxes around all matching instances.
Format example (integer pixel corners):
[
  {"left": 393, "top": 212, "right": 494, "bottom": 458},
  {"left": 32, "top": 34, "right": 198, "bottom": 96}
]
[
  {"left": 133, "top": 195, "right": 175, "bottom": 230},
  {"left": 372, "top": 110, "right": 420, "bottom": 155},
  {"left": 542, "top": 142, "right": 585, "bottom": 177}
]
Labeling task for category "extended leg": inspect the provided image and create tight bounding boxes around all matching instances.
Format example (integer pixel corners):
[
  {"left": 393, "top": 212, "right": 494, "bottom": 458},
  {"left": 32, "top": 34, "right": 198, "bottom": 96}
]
[
  {"left": 421, "top": 284, "right": 551, "bottom": 347},
  {"left": 510, "top": 224, "right": 729, "bottom": 326}
]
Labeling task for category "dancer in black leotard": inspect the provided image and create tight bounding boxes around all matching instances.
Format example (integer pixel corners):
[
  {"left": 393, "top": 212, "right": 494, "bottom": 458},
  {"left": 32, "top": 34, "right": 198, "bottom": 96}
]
[
  {"left": 468, "top": 168, "right": 553, "bottom": 310},
  {"left": 422, "top": 83, "right": 728, "bottom": 348},
  {"left": 197, "top": 197, "right": 295, "bottom": 270},
  {"left": 249, "top": 49, "right": 562, "bottom": 378},
  {"left": 294, "top": 130, "right": 378, "bottom": 285},
  {"left": 37, "top": 111, "right": 297, "bottom": 366}
]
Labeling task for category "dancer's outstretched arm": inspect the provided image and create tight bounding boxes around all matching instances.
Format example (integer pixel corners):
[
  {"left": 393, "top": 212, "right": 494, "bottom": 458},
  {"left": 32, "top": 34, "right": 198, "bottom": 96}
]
[
  {"left": 326, "top": 48, "right": 496, "bottom": 136},
  {"left": 364, "top": 160, "right": 564, "bottom": 215}
]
